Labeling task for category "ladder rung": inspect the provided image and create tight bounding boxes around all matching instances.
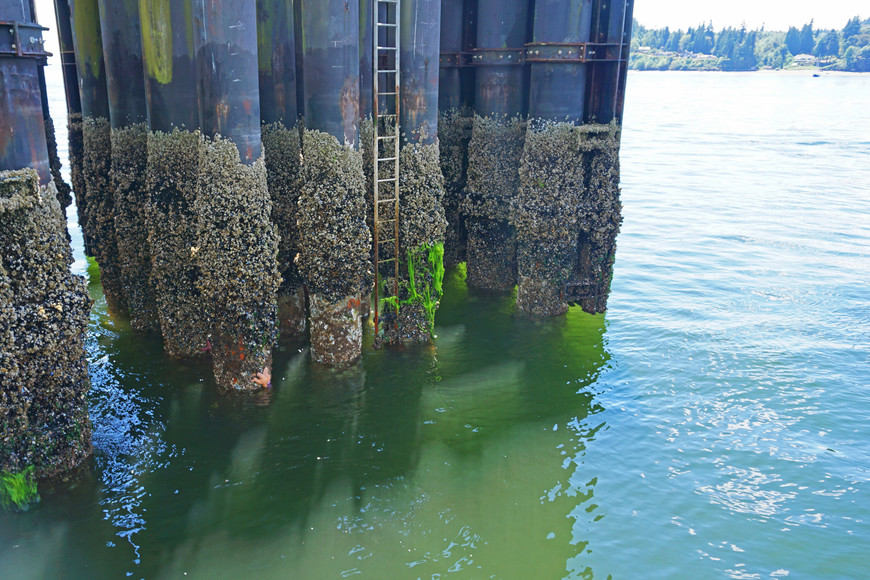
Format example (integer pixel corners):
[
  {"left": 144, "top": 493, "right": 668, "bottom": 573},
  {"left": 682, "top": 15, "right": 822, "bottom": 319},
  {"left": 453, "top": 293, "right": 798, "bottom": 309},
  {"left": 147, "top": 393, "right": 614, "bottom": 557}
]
[
  {"left": 377, "top": 46, "right": 398, "bottom": 51},
  {"left": 377, "top": 135, "right": 397, "bottom": 140},
  {"left": 377, "top": 198, "right": 397, "bottom": 203},
  {"left": 378, "top": 70, "right": 398, "bottom": 74},
  {"left": 376, "top": 178, "right": 397, "bottom": 183},
  {"left": 377, "top": 157, "right": 397, "bottom": 162},
  {"left": 377, "top": 258, "right": 396, "bottom": 264},
  {"left": 377, "top": 23, "right": 397, "bottom": 27},
  {"left": 380, "top": 239, "right": 396, "bottom": 244},
  {"left": 378, "top": 218, "right": 396, "bottom": 224},
  {"left": 378, "top": 92, "right": 397, "bottom": 96}
]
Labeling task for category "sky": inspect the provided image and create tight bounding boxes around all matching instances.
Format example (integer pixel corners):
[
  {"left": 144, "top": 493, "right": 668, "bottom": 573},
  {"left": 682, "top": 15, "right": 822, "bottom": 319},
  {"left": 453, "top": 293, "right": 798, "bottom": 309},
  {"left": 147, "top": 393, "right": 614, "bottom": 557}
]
[{"left": 633, "top": 0, "right": 865, "bottom": 32}]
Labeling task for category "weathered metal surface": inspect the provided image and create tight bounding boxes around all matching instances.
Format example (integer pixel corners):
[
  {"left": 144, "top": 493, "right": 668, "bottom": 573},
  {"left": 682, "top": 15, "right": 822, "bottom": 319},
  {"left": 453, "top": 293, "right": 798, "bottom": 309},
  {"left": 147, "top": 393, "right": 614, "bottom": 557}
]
[
  {"left": 193, "top": 0, "right": 262, "bottom": 163},
  {"left": 52, "top": 0, "right": 81, "bottom": 114},
  {"left": 585, "top": 0, "right": 632, "bottom": 123},
  {"left": 97, "top": 0, "right": 147, "bottom": 128},
  {"left": 0, "top": 2, "right": 49, "bottom": 182},
  {"left": 528, "top": 0, "right": 593, "bottom": 123},
  {"left": 400, "top": 0, "right": 440, "bottom": 144},
  {"left": 300, "top": 0, "right": 360, "bottom": 145},
  {"left": 0, "top": 56, "right": 49, "bottom": 182},
  {"left": 359, "top": 0, "right": 372, "bottom": 118},
  {"left": 257, "top": 0, "right": 298, "bottom": 126},
  {"left": 473, "top": 0, "right": 529, "bottom": 117},
  {"left": 438, "top": 0, "right": 462, "bottom": 111},
  {"left": 68, "top": 0, "right": 109, "bottom": 120},
  {"left": 139, "top": 0, "right": 199, "bottom": 131}
]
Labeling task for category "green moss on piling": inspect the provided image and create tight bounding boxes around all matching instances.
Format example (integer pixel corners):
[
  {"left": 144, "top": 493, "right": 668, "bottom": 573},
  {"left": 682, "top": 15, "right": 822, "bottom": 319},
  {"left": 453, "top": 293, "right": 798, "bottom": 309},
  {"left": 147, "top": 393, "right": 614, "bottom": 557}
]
[
  {"left": 513, "top": 121, "right": 622, "bottom": 316},
  {"left": 112, "top": 123, "right": 160, "bottom": 333},
  {"left": 262, "top": 122, "right": 306, "bottom": 335},
  {"left": 298, "top": 129, "right": 372, "bottom": 365},
  {"left": 146, "top": 129, "right": 209, "bottom": 357},
  {"left": 0, "top": 169, "right": 92, "bottom": 479},
  {"left": 438, "top": 109, "right": 473, "bottom": 265},
  {"left": 462, "top": 115, "right": 525, "bottom": 291},
  {"left": 68, "top": 113, "right": 91, "bottom": 255},
  {"left": 82, "top": 116, "right": 126, "bottom": 311},
  {"left": 195, "top": 136, "right": 280, "bottom": 392}
]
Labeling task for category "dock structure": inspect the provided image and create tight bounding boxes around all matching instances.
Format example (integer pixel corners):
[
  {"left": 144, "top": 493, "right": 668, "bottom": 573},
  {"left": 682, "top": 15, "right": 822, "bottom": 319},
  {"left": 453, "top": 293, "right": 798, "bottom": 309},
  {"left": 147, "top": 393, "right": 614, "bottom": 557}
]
[{"left": 3, "top": 0, "right": 633, "bottom": 404}]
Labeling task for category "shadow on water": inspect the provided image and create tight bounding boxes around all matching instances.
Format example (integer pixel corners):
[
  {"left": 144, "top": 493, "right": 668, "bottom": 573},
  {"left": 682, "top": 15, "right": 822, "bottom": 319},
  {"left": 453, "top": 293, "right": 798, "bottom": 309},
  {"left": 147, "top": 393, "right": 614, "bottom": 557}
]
[{"left": 1, "top": 265, "right": 613, "bottom": 578}]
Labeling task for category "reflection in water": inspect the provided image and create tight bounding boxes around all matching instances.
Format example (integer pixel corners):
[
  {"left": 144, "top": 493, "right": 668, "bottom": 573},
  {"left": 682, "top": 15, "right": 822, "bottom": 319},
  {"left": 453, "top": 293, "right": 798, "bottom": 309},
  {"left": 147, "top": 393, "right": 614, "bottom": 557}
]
[{"left": 0, "top": 266, "right": 611, "bottom": 578}]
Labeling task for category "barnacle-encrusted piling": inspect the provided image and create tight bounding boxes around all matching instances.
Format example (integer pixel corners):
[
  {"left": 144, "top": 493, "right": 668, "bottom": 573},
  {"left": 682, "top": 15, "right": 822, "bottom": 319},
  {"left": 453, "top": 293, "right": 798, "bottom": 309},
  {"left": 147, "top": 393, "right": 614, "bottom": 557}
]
[
  {"left": 513, "top": 121, "right": 621, "bottom": 316},
  {"left": 195, "top": 137, "right": 280, "bottom": 392},
  {"left": 146, "top": 129, "right": 209, "bottom": 357},
  {"left": 262, "top": 123, "right": 306, "bottom": 336},
  {"left": 462, "top": 115, "right": 525, "bottom": 291},
  {"left": 111, "top": 123, "right": 159, "bottom": 332},
  {"left": 0, "top": 169, "right": 91, "bottom": 478},
  {"left": 298, "top": 129, "right": 371, "bottom": 366},
  {"left": 67, "top": 112, "right": 91, "bottom": 254},
  {"left": 438, "top": 108, "right": 472, "bottom": 265},
  {"left": 44, "top": 117, "right": 72, "bottom": 212},
  {"left": 381, "top": 142, "right": 448, "bottom": 343},
  {"left": 82, "top": 116, "right": 126, "bottom": 311}
]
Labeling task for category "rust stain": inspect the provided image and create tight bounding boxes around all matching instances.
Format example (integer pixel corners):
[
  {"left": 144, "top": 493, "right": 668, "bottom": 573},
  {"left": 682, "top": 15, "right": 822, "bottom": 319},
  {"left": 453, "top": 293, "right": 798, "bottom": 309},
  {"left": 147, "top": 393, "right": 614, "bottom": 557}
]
[{"left": 243, "top": 98, "right": 253, "bottom": 116}]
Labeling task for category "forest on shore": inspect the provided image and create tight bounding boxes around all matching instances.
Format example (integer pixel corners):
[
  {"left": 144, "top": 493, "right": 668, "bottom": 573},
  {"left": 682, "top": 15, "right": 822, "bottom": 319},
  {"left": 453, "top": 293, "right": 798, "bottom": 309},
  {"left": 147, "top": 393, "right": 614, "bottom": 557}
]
[{"left": 630, "top": 16, "right": 870, "bottom": 72}]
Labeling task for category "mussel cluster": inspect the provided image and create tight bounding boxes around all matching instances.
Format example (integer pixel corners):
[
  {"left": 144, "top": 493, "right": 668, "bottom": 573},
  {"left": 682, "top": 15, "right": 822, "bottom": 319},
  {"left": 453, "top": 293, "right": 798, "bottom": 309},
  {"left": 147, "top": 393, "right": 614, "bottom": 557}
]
[
  {"left": 82, "top": 116, "right": 125, "bottom": 311},
  {"left": 111, "top": 123, "right": 159, "bottom": 332},
  {"left": 513, "top": 121, "right": 622, "bottom": 315},
  {"left": 195, "top": 136, "right": 280, "bottom": 391},
  {"left": 437, "top": 109, "right": 473, "bottom": 266},
  {"left": 0, "top": 169, "right": 91, "bottom": 477}
]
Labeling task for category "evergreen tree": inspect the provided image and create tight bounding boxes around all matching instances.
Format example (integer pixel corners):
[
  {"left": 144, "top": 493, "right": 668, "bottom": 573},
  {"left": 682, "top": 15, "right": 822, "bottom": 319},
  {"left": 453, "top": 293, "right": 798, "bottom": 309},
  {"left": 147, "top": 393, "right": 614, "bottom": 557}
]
[
  {"left": 815, "top": 30, "right": 840, "bottom": 59},
  {"left": 800, "top": 20, "right": 815, "bottom": 54},
  {"left": 786, "top": 26, "right": 801, "bottom": 54},
  {"left": 842, "top": 16, "right": 861, "bottom": 41}
]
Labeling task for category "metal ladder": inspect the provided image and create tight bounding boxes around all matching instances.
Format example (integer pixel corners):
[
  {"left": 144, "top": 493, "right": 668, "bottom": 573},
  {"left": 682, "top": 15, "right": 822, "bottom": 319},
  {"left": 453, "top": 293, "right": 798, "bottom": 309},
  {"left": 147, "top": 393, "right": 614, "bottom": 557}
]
[{"left": 372, "top": 0, "right": 400, "bottom": 336}]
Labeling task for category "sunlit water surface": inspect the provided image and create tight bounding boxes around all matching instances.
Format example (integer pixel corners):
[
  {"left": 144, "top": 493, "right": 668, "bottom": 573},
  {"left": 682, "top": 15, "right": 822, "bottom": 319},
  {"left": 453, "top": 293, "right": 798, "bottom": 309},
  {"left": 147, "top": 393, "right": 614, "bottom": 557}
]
[{"left": 1, "top": 71, "right": 868, "bottom": 579}]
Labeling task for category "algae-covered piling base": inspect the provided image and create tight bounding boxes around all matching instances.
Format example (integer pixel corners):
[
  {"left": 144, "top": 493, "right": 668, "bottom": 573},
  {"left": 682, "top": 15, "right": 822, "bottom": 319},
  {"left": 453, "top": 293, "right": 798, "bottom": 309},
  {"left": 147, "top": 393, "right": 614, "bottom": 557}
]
[
  {"left": 82, "top": 116, "right": 126, "bottom": 312},
  {"left": 67, "top": 113, "right": 90, "bottom": 255},
  {"left": 514, "top": 121, "right": 622, "bottom": 316},
  {"left": 146, "top": 129, "right": 209, "bottom": 357},
  {"left": 381, "top": 142, "right": 447, "bottom": 345},
  {"left": 0, "top": 170, "right": 91, "bottom": 478},
  {"left": 112, "top": 124, "right": 159, "bottom": 333},
  {"left": 298, "top": 129, "right": 371, "bottom": 366},
  {"left": 462, "top": 115, "right": 525, "bottom": 291},
  {"left": 438, "top": 110, "right": 473, "bottom": 266},
  {"left": 196, "top": 137, "right": 279, "bottom": 392},
  {"left": 262, "top": 123, "right": 306, "bottom": 336}
]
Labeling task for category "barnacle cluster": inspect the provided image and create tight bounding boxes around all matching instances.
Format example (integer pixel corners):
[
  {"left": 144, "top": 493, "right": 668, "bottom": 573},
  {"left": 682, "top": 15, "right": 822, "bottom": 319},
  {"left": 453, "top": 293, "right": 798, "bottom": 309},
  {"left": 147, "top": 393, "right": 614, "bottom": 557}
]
[
  {"left": 462, "top": 115, "right": 525, "bottom": 290},
  {"left": 513, "top": 120, "right": 622, "bottom": 316},
  {"left": 145, "top": 129, "right": 210, "bottom": 357},
  {"left": 111, "top": 123, "right": 159, "bottom": 332},
  {"left": 297, "top": 129, "right": 372, "bottom": 365},
  {"left": 437, "top": 108, "right": 473, "bottom": 265},
  {"left": 82, "top": 116, "right": 126, "bottom": 311},
  {"left": 195, "top": 136, "right": 280, "bottom": 391},
  {"left": 262, "top": 122, "right": 306, "bottom": 335},
  {"left": 0, "top": 169, "right": 91, "bottom": 478},
  {"left": 67, "top": 113, "right": 91, "bottom": 255}
]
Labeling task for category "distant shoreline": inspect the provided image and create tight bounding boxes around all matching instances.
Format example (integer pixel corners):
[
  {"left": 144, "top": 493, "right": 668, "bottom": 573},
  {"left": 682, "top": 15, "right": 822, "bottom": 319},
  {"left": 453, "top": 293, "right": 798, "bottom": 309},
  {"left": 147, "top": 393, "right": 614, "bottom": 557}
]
[{"left": 628, "top": 69, "right": 868, "bottom": 75}]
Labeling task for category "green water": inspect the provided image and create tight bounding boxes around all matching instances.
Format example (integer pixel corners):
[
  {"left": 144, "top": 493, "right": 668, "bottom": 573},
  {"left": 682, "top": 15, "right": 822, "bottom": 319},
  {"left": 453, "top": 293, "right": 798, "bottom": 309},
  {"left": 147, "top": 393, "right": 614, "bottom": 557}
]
[{"left": 2, "top": 71, "right": 870, "bottom": 578}]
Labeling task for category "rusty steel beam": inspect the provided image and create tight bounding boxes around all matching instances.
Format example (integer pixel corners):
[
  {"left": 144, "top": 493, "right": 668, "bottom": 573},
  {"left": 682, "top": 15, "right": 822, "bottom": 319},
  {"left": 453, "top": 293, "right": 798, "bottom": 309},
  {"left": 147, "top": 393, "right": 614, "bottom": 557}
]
[
  {"left": 0, "top": 1, "right": 51, "bottom": 182},
  {"left": 52, "top": 0, "right": 80, "bottom": 115},
  {"left": 300, "top": 0, "right": 359, "bottom": 145},
  {"left": 400, "top": 0, "right": 440, "bottom": 144},
  {"left": 527, "top": 0, "right": 593, "bottom": 123},
  {"left": 438, "top": 0, "right": 462, "bottom": 112},
  {"left": 585, "top": 0, "right": 633, "bottom": 124},
  {"left": 67, "top": 0, "right": 109, "bottom": 121},
  {"left": 472, "top": 0, "right": 530, "bottom": 118},
  {"left": 97, "top": 0, "right": 147, "bottom": 128},
  {"left": 257, "top": 0, "right": 298, "bottom": 126}
]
